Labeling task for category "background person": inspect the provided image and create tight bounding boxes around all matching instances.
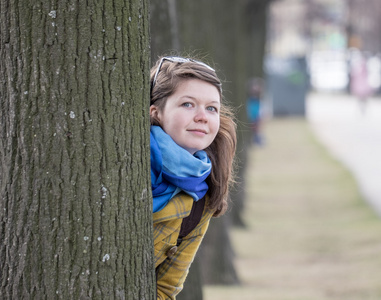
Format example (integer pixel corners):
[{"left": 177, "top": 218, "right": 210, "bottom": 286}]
[{"left": 246, "top": 77, "right": 264, "bottom": 145}]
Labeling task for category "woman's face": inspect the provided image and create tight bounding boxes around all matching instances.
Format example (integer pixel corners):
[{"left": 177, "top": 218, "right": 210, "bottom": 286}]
[{"left": 150, "top": 79, "right": 221, "bottom": 154}]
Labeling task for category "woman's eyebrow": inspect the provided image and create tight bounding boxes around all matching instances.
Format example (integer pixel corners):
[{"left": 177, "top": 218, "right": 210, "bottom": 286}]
[{"left": 179, "top": 95, "right": 220, "bottom": 105}]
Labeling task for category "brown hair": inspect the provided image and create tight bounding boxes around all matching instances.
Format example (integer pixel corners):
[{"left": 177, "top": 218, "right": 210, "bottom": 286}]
[{"left": 150, "top": 56, "right": 236, "bottom": 216}]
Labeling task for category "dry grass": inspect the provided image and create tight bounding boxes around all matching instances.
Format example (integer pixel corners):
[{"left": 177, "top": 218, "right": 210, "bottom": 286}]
[{"left": 204, "top": 118, "right": 381, "bottom": 300}]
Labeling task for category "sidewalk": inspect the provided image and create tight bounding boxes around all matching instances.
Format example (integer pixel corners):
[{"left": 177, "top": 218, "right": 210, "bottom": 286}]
[
  {"left": 307, "top": 92, "right": 381, "bottom": 217},
  {"left": 204, "top": 116, "right": 381, "bottom": 300}
]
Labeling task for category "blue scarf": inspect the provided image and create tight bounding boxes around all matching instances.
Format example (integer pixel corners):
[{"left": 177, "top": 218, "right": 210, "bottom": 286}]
[{"left": 150, "top": 126, "right": 211, "bottom": 212}]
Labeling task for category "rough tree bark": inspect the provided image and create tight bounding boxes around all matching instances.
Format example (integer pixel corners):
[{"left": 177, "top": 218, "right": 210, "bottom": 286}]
[{"left": 0, "top": 1, "right": 154, "bottom": 299}]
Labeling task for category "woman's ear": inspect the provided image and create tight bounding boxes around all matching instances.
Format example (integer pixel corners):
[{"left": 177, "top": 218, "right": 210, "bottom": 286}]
[
  {"left": 149, "top": 105, "right": 157, "bottom": 118},
  {"left": 149, "top": 105, "right": 160, "bottom": 124}
]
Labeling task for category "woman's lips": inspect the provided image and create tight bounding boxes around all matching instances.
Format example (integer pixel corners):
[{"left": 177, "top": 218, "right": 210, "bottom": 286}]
[{"left": 188, "top": 129, "right": 207, "bottom": 135}]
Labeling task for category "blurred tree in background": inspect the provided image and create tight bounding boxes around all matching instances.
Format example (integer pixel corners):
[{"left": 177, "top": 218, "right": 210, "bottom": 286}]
[
  {"left": 150, "top": 0, "right": 273, "bottom": 298},
  {"left": 345, "top": 0, "right": 381, "bottom": 53}
]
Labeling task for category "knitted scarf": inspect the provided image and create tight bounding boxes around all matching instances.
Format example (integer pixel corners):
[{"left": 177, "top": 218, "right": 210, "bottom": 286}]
[{"left": 150, "top": 126, "right": 211, "bottom": 212}]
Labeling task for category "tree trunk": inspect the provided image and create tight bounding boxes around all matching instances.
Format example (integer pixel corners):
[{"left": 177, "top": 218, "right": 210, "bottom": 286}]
[
  {"left": 0, "top": 1, "right": 154, "bottom": 299},
  {"left": 176, "top": 0, "right": 272, "bottom": 285},
  {"left": 149, "top": 0, "right": 175, "bottom": 61},
  {"left": 199, "top": 217, "right": 239, "bottom": 285},
  {"left": 149, "top": 0, "right": 271, "bottom": 290},
  {"left": 177, "top": 255, "right": 204, "bottom": 300},
  {"left": 228, "top": 0, "right": 270, "bottom": 228}
]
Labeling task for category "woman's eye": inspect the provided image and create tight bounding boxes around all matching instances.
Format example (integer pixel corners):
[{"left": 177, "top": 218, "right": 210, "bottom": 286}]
[
  {"left": 182, "top": 102, "right": 192, "bottom": 108},
  {"left": 207, "top": 106, "right": 218, "bottom": 112}
]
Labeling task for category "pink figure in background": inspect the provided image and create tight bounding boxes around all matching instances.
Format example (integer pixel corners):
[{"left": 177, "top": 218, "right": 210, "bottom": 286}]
[{"left": 350, "top": 52, "right": 373, "bottom": 113}]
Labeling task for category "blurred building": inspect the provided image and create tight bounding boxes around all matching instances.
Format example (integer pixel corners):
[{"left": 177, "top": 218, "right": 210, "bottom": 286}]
[{"left": 267, "top": 0, "right": 381, "bottom": 94}]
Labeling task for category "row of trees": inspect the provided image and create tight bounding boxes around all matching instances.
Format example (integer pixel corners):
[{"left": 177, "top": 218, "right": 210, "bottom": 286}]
[{"left": 1, "top": 0, "right": 272, "bottom": 298}]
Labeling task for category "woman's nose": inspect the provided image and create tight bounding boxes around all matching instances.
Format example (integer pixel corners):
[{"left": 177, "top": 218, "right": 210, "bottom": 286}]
[{"left": 194, "top": 108, "right": 208, "bottom": 122}]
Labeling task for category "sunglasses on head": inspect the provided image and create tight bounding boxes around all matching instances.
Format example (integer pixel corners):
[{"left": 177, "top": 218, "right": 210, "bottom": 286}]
[{"left": 150, "top": 56, "right": 215, "bottom": 93}]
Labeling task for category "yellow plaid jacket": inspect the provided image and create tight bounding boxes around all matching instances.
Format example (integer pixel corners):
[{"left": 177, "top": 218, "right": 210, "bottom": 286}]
[{"left": 153, "top": 193, "right": 214, "bottom": 300}]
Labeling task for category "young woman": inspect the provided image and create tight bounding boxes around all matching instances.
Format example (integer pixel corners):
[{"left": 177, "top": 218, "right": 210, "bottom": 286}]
[{"left": 150, "top": 56, "right": 236, "bottom": 299}]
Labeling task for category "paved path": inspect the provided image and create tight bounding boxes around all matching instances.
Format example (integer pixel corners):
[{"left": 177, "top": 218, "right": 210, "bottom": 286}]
[{"left": 307, "top": 92, "right": 381, "bottom": 217}]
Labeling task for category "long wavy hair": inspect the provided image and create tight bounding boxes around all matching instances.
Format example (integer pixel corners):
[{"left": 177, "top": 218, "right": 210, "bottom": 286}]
[{"left": 150, "top": 56, "right": 237, "bottom": 216}]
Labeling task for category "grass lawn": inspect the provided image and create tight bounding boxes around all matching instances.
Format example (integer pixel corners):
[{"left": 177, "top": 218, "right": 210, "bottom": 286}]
[{"left": 204, "top": 118, "right": 381, "bottom": 300}]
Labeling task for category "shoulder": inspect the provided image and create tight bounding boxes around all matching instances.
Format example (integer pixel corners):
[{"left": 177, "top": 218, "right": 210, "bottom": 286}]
[
  {"left": 153, "top": 193, "right": 214, "bottom": 223},
  {"left": 153, "top": 193, "right": 194, "bottom": 223},
  {"left": 153, "top": 193, "right": 214, "bottom": 268}
]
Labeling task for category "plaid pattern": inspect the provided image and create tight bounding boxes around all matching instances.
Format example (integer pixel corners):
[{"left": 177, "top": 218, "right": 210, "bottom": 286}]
[{"left": 154, "top": 193, "right": 214, "bottom": 299}]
